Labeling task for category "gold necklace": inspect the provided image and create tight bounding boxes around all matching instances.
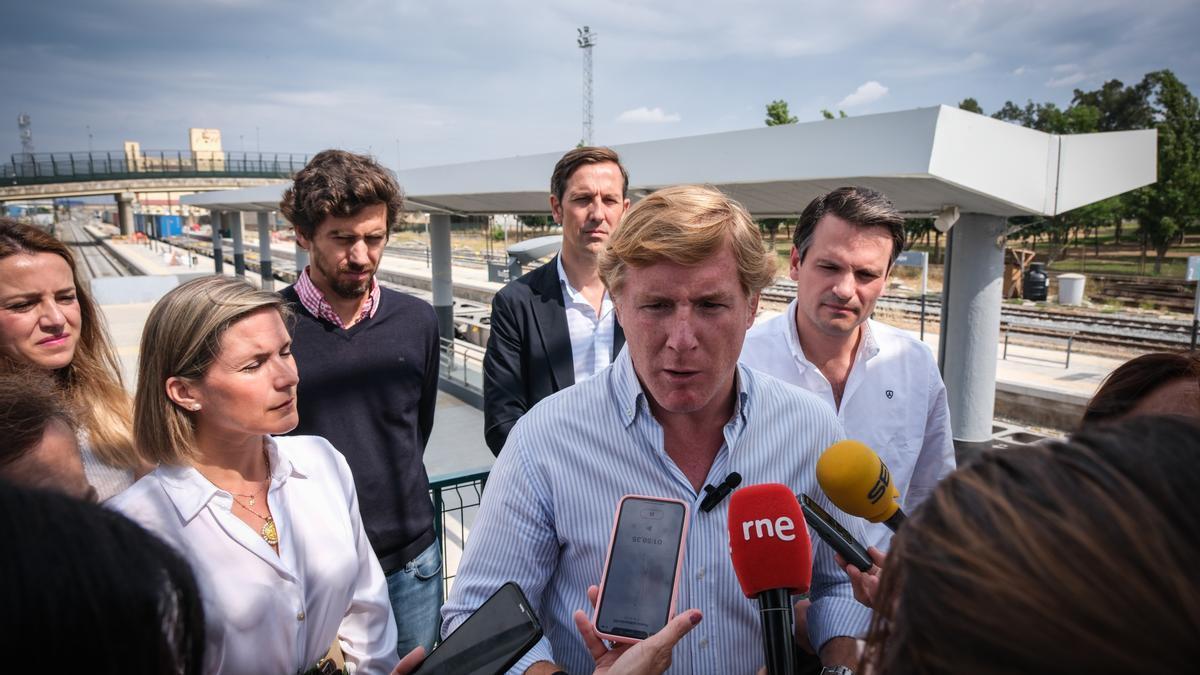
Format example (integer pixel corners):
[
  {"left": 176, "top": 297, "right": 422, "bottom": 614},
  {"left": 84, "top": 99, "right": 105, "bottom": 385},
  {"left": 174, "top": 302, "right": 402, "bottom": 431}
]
[
  {"left": 229, "top": 484, "right": 266, "bottom": 507},
  {"left": 232, "top": 495, "right": 279, "bottom": 546},
  {"left": 207, "top": 445, "right": 276, "bottom": 545}
]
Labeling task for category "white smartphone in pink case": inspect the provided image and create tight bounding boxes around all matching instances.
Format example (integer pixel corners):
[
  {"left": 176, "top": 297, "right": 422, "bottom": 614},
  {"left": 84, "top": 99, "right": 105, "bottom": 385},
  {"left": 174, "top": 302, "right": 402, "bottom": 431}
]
[{"left": 592, "top": 494, "right": 690, "bottom": 643}]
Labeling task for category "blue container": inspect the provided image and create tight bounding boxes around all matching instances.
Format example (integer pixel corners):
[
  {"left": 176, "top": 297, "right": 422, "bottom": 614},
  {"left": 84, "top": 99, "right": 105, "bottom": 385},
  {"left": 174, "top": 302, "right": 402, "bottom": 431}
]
[{"left": 158, "top": 215, "right": 183, "bottom": 237}]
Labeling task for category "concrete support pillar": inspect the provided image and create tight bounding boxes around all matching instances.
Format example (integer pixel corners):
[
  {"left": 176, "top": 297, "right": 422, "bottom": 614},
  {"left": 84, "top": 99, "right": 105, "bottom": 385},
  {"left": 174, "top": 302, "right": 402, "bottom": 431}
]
[
  {"left": 229, "top": 211, "right": 246, "bottom": 277},
  {"left": 429, "top": 213, "right": 455, "bottom": 342},
  {"left": 116, "top": 193, "right": 134, "bottom": 237},
  {"left": 211, "top": 209, "right": 225, "bottom": 274},
  {"left": 257, "top": 211, "right": 274, "bottom": 290},
  {"left": 294, "top": 239, "right": 309, "bottom": 276},
  {"left": 938, "top": 214, "right": 1007, "bottom": 456}
]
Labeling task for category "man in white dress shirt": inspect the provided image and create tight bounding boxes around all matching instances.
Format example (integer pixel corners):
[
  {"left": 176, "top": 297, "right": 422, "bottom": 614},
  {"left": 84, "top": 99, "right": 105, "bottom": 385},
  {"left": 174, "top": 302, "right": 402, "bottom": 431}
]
[
  {"left": 482, "top": 146, "right": 631, "bottom": 455},
  {"left": 741, "top": 186, "right": 956, "bottom": 553}
]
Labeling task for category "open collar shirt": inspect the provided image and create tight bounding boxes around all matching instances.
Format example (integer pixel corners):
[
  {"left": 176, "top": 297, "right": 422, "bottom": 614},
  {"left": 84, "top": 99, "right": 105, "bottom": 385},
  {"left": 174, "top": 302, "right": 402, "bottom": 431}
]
[
  {"left": 294, "top": 266, "right": 381, "bottom": 329},
  {"left": 109, "top": 435, "right": 398, "bottom": 675},
  {"left": 740, "top": 300, "right": 956, "bottom": 549},
  {"left": 556, "top": 255, "right": 616, "bottom": 383},
  {"left": 441, "top": 349, "right": 871, "bottom": 675}
]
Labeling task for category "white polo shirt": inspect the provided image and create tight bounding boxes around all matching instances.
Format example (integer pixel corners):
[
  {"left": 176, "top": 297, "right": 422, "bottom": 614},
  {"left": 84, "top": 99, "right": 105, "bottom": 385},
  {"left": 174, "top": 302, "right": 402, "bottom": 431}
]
[{"left": 740, "top": 300, "right": 956, "bottom": 549}]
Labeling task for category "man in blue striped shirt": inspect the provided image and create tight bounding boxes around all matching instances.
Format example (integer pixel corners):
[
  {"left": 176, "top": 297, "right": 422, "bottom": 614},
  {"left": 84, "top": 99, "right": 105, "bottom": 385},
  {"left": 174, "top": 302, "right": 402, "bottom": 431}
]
[{"left": 443, "top": 185, "right": 872, "bottom": 674}]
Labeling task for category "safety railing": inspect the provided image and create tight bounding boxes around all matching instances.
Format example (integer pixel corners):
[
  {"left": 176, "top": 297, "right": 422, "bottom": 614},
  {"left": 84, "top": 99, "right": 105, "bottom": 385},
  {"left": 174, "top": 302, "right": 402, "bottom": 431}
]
[
  {"left": 3, "top": 150, "right": 309, "bottom": 184},
  {"left": 429, "top": 468, "right": 490, "bottom": 604},
  {"left": 439, "top": 337, "right": 485, "bottom": 396}
]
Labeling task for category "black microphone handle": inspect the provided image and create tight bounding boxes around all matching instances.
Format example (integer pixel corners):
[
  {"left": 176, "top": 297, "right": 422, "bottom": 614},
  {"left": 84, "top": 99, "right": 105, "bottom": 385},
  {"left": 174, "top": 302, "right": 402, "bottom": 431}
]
[
  {"left": 756, "top": 587, "right": 796, "bottom": 675},
  {"left": 883, "top": 508, "right": 907, "bottom": 532}
]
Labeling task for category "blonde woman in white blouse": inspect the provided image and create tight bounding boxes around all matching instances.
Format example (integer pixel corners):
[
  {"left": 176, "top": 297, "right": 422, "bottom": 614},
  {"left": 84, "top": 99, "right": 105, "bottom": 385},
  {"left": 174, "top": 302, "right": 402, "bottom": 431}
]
[{"left": 111, "top": 276, "right": 403, "bottom": 675}]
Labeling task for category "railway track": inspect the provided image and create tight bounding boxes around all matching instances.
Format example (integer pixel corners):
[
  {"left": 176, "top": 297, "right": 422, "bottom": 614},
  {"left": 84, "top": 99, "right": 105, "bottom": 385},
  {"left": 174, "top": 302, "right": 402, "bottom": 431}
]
[
  {"left": 763, "top": 279, "right": 1193, "bottom": 352},
  {"left": 171, "top": 234, "right": 1193, "bottom": 353},
  {"left": 57, "top": 219, "right": 139, "bottom": 280}
]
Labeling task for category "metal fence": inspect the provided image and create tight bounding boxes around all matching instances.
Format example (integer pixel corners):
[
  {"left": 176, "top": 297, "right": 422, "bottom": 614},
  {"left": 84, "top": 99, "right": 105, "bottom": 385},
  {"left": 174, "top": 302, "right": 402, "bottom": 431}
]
[
  {"left": 3, "top": 150, "right": 309, "bottom": 184},
  {"left": 429, "top": 468, "right": 490, "bottom": 604},
  {"left": 439, "top": 337, "right": 485, "bottom": 396}
]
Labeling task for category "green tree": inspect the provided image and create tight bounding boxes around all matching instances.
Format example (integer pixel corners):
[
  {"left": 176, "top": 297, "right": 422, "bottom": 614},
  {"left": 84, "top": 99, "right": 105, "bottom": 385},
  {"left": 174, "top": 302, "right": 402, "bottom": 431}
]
[
  {"left": 820, "top": 109, "right": 848, "bottom": 119},
  {"left": 1072, "top": 78, "right": 1154, "bottom": 132},
  {"left": 518, "top": 214, "right": 552, "bottom": 231},
  {"left": 1127, "top": 70, "right": 1200, "bottom": 274},
  {"left": 958, "top": 97, "right": 984, "bottom": 114},
  {"left": 765, "top": 100, "right": 798, "bottom": 126}
]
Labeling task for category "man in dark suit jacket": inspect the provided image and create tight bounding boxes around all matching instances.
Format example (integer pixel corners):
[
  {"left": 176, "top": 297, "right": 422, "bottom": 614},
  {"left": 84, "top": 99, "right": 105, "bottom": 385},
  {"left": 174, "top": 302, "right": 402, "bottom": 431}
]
[{"left": 484, "top": 147, "right": 631, "bottom": 455}]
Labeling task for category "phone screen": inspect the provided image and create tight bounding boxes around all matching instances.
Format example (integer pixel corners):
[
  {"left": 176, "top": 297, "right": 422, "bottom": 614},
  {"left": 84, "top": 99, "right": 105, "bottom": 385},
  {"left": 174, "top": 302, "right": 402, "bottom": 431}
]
[
  {"left": 414, "top": 582, "right": 541, "bottom": 675},
  {"left": 595, "top": 497, "right": 687, "bottom": 640}
]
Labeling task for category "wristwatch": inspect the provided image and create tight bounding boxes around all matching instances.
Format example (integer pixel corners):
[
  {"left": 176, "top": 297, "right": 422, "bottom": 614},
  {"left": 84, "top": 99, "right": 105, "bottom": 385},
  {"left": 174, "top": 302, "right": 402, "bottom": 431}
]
[{"left": 820, "top": 667, "right": 854, "bottom": 675}]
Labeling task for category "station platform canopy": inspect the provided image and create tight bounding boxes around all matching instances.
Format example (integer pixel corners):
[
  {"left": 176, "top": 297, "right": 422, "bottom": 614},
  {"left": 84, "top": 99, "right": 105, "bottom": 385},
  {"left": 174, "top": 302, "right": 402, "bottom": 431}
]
[{"left": 184, "top": 105, "right": 1156, "bottom": 219}]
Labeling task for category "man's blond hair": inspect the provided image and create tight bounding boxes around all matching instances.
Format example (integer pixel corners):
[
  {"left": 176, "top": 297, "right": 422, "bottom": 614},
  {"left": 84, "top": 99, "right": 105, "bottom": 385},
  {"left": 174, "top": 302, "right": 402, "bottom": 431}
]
[{"left": 599, "top": 184, "right": 776, "bottom": 298}]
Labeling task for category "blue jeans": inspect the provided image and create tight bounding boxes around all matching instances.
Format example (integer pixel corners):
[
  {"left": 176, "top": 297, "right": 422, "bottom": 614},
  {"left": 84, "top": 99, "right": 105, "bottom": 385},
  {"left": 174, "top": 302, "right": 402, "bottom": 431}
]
[{"left": 386, "top": 540, "right": 443, "bottom": 658}]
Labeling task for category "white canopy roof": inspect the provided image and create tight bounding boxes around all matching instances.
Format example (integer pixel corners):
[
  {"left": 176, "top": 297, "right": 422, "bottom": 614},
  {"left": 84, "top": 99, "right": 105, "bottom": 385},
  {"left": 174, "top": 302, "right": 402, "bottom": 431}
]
[{"left": 184, "top": 105, "right": 1156, "bottom": 218}]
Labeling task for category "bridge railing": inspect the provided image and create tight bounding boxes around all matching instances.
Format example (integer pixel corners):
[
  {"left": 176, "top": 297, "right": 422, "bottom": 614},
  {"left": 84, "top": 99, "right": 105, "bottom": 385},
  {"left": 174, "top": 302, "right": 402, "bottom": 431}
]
[{"left": 2, "top": 150, "right": 310, "bottom": 185}]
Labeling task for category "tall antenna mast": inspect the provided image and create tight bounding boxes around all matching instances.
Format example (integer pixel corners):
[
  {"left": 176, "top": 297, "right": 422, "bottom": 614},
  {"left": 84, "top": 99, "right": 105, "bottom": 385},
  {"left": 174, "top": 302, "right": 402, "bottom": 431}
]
[
  {"left": 577, "top": 26, "right": 596, "bottom": 146},
  {"left": 17, "top": 113, "right": 35, "bottom": 156}
]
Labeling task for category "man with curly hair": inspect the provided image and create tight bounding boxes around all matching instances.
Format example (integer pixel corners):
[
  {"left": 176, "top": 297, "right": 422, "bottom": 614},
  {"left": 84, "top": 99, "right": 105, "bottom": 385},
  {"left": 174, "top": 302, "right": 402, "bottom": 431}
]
[{"left": 279, "top": 149, "right": 442, "bottom": 657}]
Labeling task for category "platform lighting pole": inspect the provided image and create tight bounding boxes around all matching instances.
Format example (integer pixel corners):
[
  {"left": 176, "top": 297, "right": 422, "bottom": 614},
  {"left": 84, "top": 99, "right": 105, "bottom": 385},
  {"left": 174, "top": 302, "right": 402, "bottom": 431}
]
[{"left": 577, "top": 26, "right": 596, "bottom": 146}]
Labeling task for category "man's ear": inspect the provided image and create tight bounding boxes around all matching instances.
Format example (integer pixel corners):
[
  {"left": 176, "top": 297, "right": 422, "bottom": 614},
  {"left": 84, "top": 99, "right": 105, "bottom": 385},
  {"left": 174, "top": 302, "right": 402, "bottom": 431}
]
[
  {"left": 295, "top": 229, "right": 312, "bottom": 252},
  {"left": 788, "top": 246, "right": 802, "bottom": 282},
  {"left": 746, "top": 293, "right": 760, "bottom": 329},
  {"left": 549, "top": 195, "right": 563, "bottom": 226},
  {"left": 165, "top": 376, "right": 202, "bottom": 412}
]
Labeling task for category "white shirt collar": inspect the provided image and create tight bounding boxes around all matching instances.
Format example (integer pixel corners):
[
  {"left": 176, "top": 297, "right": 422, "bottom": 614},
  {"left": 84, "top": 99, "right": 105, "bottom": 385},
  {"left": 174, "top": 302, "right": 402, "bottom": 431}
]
[
  {"left": 783, "top": 299, "right": 880, "bottom": 371},
  {"left": 156, "top": 435, "right": 307, "bottom": 523}
]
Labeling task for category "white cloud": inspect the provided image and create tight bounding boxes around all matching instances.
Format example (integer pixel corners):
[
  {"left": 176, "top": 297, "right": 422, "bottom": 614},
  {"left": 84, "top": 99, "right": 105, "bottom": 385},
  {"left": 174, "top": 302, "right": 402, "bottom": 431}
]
[
  {"left": 1052, "top": 63, "right": 1079, "bottom": 73},
  {"left": 1046, "top": 71, "right": 1087, "bottom": 87},
  {"left": 616, "top": 106, "right": 682, "bottom": 124},
  {"left": 1012, "top": 65, "right": 1026, "bottom": 76},
  {"left": 837, "top": 81, "right": 889, "bottom": 108}
]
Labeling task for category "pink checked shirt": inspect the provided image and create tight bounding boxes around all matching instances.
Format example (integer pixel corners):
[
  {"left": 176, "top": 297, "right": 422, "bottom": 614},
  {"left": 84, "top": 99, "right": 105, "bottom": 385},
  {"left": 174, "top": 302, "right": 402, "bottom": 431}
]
[{"left": 294, "top": 267, "right": 381, "bottom": 329}]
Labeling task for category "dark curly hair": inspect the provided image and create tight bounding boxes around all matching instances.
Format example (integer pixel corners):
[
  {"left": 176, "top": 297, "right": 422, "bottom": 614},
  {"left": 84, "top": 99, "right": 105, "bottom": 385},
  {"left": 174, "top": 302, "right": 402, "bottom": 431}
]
[{"left": 279, "top": 149, "right": 404, "bottom": 239}]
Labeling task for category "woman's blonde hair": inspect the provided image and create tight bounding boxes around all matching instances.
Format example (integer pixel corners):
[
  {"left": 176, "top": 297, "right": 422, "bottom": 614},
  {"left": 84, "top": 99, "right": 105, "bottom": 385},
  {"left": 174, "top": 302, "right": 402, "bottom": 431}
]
[
  {"left": 598, "top": 184, "right": 776, "bottom": 299},
  {"left": 0, "top": 218, "right": 137, "bottom": 470},
  {"left": 134, "top": 276, "right": 287, "bottom": 465}
]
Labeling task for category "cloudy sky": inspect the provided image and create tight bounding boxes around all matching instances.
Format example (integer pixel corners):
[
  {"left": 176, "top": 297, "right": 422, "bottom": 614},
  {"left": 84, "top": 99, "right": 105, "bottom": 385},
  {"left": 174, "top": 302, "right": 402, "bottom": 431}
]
[{"left": 2, "top": 0, "right": 1197, "bottom": 170}]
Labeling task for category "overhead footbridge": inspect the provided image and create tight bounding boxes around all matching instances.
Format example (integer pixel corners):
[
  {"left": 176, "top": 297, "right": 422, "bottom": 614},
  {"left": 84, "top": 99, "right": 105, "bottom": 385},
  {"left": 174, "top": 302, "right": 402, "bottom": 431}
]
[
  {"left": 1, "top": 150, "right": 307, "bottom": 234},
  {"left": 183, "top": 105, "right": 1157, "bottom": 456}
]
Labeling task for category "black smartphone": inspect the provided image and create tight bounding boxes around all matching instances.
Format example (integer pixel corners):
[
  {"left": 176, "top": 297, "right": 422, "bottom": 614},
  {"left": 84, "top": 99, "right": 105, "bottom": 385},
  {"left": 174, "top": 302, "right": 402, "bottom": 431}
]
[
  {"left": 800, "top": 493, "right": 873, "bottom": 572},
  {"left": 413, "top": 581, "right": 542, "bottom": 675},
  {"left": 593, "top": 495, "right": 690, "bottom": 643}
]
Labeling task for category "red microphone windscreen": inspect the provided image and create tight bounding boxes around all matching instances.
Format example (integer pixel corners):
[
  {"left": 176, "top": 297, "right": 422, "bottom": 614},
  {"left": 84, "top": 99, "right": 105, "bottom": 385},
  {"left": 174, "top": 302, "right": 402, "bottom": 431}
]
[{"left": 727, "top": 483, "right": 812, "bottom": 597}]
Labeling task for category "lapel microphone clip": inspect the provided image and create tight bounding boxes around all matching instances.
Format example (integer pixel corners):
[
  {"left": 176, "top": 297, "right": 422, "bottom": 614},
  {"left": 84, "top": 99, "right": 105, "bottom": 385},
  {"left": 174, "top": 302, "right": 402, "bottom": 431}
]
[{"left": 700, "top": 472, "right": 743, "bottom": 512}]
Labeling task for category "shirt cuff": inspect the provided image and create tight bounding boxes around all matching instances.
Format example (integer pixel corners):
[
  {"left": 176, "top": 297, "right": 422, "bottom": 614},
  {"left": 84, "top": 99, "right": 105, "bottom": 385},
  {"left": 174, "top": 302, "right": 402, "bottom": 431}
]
[
  {"left": 508, "top": 636, "right": 554, "bottom": 675},
  {"left": 808, "top": 595, "right": 872, "bottom": 654}
]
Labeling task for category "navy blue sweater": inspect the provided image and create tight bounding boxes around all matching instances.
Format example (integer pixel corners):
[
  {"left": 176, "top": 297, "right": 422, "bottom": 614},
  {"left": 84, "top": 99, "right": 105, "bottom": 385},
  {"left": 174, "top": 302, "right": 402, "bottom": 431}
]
[{"left": 280, "top": 285, "right": 440, "bottom": 573}]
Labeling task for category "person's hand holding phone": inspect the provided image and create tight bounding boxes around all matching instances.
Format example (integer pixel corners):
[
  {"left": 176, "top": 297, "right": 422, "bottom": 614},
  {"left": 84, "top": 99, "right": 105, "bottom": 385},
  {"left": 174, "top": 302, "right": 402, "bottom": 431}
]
[
  {"left": 390, "top": 646, "right": 427, "bottom": 675},
  {"left": 573, "top": 585, "right": 702, "bottom": 675},
  {"left": 835, "top": 546, "right": 886, "bottom": 609}
]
